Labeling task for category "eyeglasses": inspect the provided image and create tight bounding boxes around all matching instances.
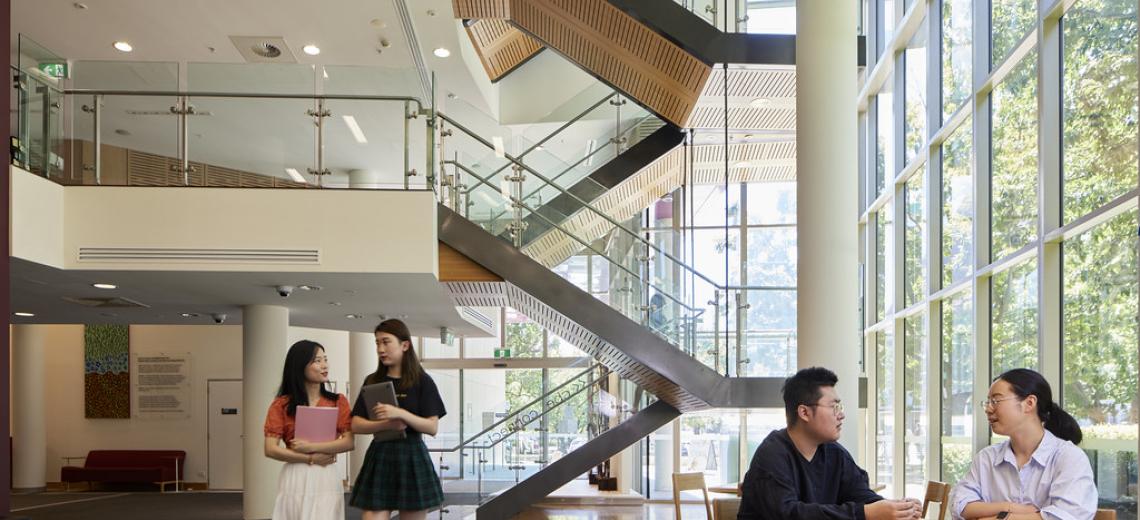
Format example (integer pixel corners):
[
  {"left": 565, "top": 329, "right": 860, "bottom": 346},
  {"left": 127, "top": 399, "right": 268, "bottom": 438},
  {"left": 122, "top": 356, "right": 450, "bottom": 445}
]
[
  {"left": 808, "top": 401, "right": 845, "bottom": 414},
  {"left": 979, "top": 397, "right": 1020, "bottom": 409}
]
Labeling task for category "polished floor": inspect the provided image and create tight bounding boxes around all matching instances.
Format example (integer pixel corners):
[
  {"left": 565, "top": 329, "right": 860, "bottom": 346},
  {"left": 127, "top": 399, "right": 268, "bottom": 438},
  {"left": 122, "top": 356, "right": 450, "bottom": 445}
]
[{"left": 8, "top": 492, "right": 711, "bottom": 519}]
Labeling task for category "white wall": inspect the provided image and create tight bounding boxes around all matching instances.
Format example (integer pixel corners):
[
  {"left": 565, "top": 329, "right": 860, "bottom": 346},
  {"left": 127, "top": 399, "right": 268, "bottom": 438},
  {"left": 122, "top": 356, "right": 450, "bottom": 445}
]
[{"left": 39, "top": 323, "right": 351, "bottom": 485}]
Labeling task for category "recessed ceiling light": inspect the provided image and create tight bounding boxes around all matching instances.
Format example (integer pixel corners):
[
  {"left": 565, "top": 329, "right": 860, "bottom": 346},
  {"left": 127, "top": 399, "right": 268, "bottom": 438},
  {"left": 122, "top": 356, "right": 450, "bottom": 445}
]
[
  {"left": 180, "top": 313, "right": 199, "bottom": 318},
  {"left": 73, "top": 2, "right": 88, "bottom": 9},
  {"left": 342, "top": 115, "right": 368, "bottom": 144},
  {"left": 370, "top": 18, "right": 387, "bottom": 28},
  {"left": 14, "top": 312, "right": 35, "bottom": 317},
  {"left": 749, "top": 97, "right": 774, "bottom": 108},
  {"left": 285, "top": 168, "right": 307, "bottom": 184},
  {"left": 297, "top": 285, "right": 322, "bottom": 292},
  {"left": 92, "top": 283, "right": 117, "bottom": 290},
  {"left": 345, "top": 314, "right": 362, "bottom": 319},
  {"left": 302, "top": 44, "right": 321, "bottom": 56},
  {"left": 433, "top": 47, "right": 451, "bottom": 58},
  {"left": 734, "top": 161, "right": 752, "bottom": 168},
  {"left": 113, "top": 41, "right": 133, "bottom": 53},
  {"left": 329, "top": 302, "right": 342, "bottom": 306}
]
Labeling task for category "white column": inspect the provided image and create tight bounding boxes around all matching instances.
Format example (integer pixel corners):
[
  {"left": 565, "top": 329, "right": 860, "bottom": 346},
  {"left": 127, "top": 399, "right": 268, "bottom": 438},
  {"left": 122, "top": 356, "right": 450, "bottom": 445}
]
[
  {"left": 12, "top": 325, "right": 47, "bottom": 491},
  {"left": 348, "top": 331, "right": 375, "bottom": 482},
  {"left": 796, "top": 0, "right": 859, "bottom": 451},
  {"left": 243, "top": 305, "right": 289, "bottom": 520},
  {"left": 348, "top": 169, "right": 384, "bottom": 189}
]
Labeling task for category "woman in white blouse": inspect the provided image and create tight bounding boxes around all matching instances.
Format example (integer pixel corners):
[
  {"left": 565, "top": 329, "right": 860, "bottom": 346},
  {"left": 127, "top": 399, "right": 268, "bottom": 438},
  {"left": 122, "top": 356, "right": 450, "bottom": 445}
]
[{"left": 950, "top": 368, "right": 1097, "bottom": 520}]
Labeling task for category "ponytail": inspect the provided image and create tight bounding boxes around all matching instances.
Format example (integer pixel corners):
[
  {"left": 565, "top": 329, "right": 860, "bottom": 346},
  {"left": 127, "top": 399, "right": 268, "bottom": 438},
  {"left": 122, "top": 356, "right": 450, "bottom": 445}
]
[
  {"left": 1041, "top": 399, "right": 1083, "bottom": 445},
  {"left": 996, "top": 369, "right": 1083, "bottom": 445}
]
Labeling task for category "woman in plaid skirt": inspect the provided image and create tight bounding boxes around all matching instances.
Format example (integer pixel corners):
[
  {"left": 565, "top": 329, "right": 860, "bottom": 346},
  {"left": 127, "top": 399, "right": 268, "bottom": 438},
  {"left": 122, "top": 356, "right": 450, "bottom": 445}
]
[{"left": 350, "top": 319, "right": 446, "bottom": 520}]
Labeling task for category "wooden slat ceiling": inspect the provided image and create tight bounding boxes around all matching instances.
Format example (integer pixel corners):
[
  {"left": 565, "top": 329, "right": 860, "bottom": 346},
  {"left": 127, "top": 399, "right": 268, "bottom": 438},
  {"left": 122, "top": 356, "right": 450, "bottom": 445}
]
[
  {"left": 689, "top": 67, "right": 797, "bottom": 130},
  {"left": 466, "top": 19, "right": 544, "bottom": 82},
  {"left": 454, "top": 0, "right": 712, "bottom": 128}
]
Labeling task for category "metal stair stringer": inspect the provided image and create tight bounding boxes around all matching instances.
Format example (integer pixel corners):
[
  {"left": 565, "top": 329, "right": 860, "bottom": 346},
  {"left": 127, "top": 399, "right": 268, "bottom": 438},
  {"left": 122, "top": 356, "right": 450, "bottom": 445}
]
[
  {"left": 475, "top": 400, "right": 681, "bottom": 520},
  {"left": 440, "top": 204, "right": 786, "bottom": 413}
]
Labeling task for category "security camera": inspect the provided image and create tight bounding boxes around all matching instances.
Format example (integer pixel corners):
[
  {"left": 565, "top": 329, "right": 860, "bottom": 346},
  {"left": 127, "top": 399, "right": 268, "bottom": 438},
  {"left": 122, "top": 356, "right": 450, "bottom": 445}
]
[
  {"left": 211, "top": 313, "right": 227, "bottom": 324},
  {"left": 275, "top": 285, "right": 295, "bottom": 298}
]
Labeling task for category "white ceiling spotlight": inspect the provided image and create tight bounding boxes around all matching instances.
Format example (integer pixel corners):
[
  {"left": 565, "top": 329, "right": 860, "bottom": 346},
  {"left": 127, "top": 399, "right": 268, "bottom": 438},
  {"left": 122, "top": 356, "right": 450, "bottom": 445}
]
[
  {"left": 14, "top": 312, "right": 35, "bottom": 317},
  {"left": 342, "top": 115, "right": 368, "bottom": 144},
  {"left": 433, "top": 47, "right": 451, "bottom": 58},
  {"left": 92, "top": 283, "right": 118, "bottom": 290},
  {"left": 302, "top": 44, "right": 321, "bottom": 56},
  {"left": 113, "top": 41, "right": 133, "bottom": 53}
]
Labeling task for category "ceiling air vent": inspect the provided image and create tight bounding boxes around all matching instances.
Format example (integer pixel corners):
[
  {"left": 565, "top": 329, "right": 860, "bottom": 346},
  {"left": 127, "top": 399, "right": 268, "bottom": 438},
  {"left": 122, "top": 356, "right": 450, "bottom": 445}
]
[
  {"left": 229, "top": 36, "right": 297, "bottom": 64},
  {"left": 62, "top": 296, "right": 151, "bottom": 308}
]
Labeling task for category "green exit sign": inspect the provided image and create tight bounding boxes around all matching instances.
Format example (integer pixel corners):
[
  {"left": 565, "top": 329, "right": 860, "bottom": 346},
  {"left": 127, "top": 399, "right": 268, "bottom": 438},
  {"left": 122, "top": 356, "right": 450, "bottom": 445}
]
[
  {"left": 493, "top": 348, "right": 511, "bottom": 359},
  {"left": 37, "top": 62, "right": 68, "bottom": 79}
]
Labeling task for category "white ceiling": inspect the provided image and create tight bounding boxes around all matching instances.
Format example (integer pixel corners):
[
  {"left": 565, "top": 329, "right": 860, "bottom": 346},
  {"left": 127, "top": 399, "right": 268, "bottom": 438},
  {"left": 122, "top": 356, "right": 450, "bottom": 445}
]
[{"left": 10, "top": 258, "right": 493, "bottom": 338}]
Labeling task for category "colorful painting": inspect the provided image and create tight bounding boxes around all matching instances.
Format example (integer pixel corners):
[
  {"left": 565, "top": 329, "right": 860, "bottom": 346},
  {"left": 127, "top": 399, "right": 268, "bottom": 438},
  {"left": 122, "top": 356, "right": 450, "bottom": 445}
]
[{"left": 84, "top": 324, "right": 130, "bottom": 418}]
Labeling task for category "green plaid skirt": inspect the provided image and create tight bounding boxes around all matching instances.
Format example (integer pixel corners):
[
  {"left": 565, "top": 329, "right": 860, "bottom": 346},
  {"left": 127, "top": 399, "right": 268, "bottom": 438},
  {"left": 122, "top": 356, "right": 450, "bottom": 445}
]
[{"left": 349, "top": 436, "right": 444, "bottom": 512}]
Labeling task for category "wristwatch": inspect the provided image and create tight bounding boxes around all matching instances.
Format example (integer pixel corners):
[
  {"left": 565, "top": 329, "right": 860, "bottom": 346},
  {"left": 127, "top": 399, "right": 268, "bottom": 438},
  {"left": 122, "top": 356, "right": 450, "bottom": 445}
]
[{"left": 995, "top": 512, "right": 1009, "bottom": 519}]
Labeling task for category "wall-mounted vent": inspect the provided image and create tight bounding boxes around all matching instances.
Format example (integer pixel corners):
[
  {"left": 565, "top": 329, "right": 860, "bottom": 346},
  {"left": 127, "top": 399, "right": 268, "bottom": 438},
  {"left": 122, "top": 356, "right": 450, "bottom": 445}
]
[
  {"left": 229, "top": 36, "right": 298, "bottom": 64},
  {"left": 459, "top": 306, "right": 495, "bottom": 331},
  {"left": 77, "top": 247, "right": 320, "bottom": 264},
  {"left": 62, "top": 296, "right": 150, "bottom": 308}
]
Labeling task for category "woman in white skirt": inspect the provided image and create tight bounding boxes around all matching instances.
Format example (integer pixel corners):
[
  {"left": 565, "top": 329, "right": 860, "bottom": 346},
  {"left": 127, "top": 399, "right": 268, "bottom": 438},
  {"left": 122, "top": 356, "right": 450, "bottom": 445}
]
[{"left": 263, "top": 340, "right": 354, "bottom": 520}]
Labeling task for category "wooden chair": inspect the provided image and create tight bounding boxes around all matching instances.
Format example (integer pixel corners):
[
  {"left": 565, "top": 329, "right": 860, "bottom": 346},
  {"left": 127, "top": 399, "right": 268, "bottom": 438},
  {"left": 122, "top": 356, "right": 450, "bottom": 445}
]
[
  {"left": 1094, "top": 509, "right": 1117, "bottom": 520},
  {"left": 712, "top": 496, "right": 741, "bottom": 520},
  {"left": 921, "top": 480, "right": 951, "bottom": 520},
  {"left": 672, "top": 472, "right": 713, "bottom": 520}
]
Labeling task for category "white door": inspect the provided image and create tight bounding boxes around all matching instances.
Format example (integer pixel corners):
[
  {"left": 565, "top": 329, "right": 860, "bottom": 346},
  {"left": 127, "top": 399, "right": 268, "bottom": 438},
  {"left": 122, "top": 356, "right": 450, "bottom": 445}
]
[{"left": 208, "top": 380, "right": 243, "bottom": 490}]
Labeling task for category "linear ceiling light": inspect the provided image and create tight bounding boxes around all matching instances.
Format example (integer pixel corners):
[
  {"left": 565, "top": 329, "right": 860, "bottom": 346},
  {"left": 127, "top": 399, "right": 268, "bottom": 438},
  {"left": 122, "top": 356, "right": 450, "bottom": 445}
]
[
  {"left": 285, "top": 168, "right": 307, "bottom": 183},
  {"left": 342, "top": 115, "right": 368, "bottom": 144}
]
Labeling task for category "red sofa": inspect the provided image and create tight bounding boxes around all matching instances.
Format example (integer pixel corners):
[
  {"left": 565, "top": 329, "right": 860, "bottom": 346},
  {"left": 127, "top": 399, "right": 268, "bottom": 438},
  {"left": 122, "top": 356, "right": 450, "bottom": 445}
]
[{"left": 61, "top": 450, "right": 185, "bottom": 489}]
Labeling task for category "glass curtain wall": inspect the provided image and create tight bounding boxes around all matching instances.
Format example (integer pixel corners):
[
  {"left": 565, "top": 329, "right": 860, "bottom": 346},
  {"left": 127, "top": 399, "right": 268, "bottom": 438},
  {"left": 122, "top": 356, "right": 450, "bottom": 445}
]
[{"left": 860, "top": 0, "right": 1138, "bottom": 512}]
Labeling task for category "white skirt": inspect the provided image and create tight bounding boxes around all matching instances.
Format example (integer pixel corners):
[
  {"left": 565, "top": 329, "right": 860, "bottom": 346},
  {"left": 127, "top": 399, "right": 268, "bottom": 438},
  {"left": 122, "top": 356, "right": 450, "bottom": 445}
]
[{"left": 272, "top": 462, "right": 345, "bottom": 520}]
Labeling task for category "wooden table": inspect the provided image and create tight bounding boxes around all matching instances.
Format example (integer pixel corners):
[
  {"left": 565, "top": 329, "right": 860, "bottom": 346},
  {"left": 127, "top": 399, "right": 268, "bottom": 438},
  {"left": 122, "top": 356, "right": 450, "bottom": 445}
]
[{"left": 709, "top": 483, "right": 742, "bottom": 496}]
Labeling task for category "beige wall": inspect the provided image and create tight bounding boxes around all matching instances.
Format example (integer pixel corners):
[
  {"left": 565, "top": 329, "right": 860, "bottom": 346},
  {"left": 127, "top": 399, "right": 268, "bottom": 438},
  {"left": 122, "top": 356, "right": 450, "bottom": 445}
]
[
  {"left": 10, "top": 166, "right": 438, "bottom": 275},
  {"left": 37, "top": 323, "right": 350, "bottom": 485}
]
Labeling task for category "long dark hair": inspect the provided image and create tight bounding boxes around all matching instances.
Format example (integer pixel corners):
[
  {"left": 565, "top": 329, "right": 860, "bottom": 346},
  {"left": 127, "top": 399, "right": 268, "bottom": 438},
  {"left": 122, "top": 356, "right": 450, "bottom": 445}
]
[
  {"left": 996, "top": 368, "right": 1082, "bottom": 444},
  {"left": 276, "top": 340, "right": 338, "bottom": 416},
  {"left": 365, "top": 319, "right": 422, "bottom": 391}
]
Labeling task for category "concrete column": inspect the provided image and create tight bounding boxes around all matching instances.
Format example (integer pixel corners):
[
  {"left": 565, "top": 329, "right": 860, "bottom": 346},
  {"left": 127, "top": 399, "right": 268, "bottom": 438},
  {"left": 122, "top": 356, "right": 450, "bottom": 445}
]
[
  {"left": 796, "top": 0, "right": 859, "bottom": 451},
  {"left": 243, "top": 305, "right": 289, "bottom": 520},
  {"left": 348, "top": 331, "right": 375, "bottom": 482},
  {"left": 348, "top": 169, "right": 384, "bottom": 189},
  {"left": 12, "top": 325, "right": 47, "bottom": 491}
]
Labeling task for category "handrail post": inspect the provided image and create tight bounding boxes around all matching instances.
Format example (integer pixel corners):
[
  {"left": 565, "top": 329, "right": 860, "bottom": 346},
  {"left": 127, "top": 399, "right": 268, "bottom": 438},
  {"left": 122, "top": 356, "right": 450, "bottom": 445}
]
[
  {"left": 87, "top": 94, "right": 102, "bottom": 185},
  {"left": 403, "top": 100, "right": 413, "bottom": 190},
  {"left": 167, "top": 96, "right": 194, "bottom": 186},
  {"left": 306, "top": 98, "right": 330, "bottom": 188}
]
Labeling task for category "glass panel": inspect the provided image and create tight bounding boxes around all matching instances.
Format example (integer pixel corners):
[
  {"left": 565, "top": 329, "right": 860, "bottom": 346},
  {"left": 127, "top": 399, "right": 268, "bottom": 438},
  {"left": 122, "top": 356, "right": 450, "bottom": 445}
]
[
  {"left": 991, "top": 51, "right": 1038, "bottom": 261},
  {"left": 1062, "top": 212, "right": 1138, "bottom": 515},
  {"left": 425, "top": 369, "right": 461, "bottom": 479},
  {"left": 422, "top": 335, "right": 457, "bottom": 360},
  {"left": 505, "top": 309, "right": 543, "bottom": 358},
  {"left": 746, "top": 181, "right": 796, "bottom": 225},
  {"left": 991, "top": 258, "right": 1039, "bottom": 375},
  {"left": 876, "top": 330, "right": 896, "bottom": 493},
  {"left": 904, "top": 16, "right": 928, "bottom": 165},
  {"left": 70, "top": 61, "right": 179, "bottom": 91},
  {"left": 680, "top": 411, "right": 741, "bottom": 488},
  {"left": 322, "top": 99, "right": 417, "bottom": 189},
  {"left": 903, "top": 314, "right": 928, "bottom": 498},
  {"left": 881, "top": 0, "right": 898, "bottom": 56},
  {"left": 743, "top": 290, "right": 797, "bottom": 377},
  {"left": 876, "top": 83, "right": 895, "bottom": 199},
  {"left": 941, "top": 292, "right": 974, "bottom": 484},
  {"left": 648, "top": 421, "right": 675, "bottom": 499},
  {"left": 745, "top": 2, "right": 797, "bottom": 34},
  {"left": 1061, "top": 0, "right": 1139, "bottom": 223},
  {"left": 942, "top": 0, "right": 973, "bottom": 122},
  {"left": 548, "top": 334, "right": 588, "bottom": 358},
  {"left": 692, "top": 184, "right": 742, "bottom": 226},
  {"left": 904, "top": 167, "right": 926, "bottom": 307},
  {"left": 991, "top": 0, "right": 1035, "bottom": 68},
  {"left": 100, "top": 94, "right": 183, "bottom": 185},
  {"left": 552, "top": 255, "right": 589, "bottom": 291},
  {"left": 942, "top": 119, "right": 974, "bottom": 287},
  {"left": 464, "top": 309, "right": 502, "bottom": 359},
  {"left": 746, "top": 227, "right": 797, "bottom": 287},
  {"left": 876, "top": 206, "right": 894, "bottom": 322}
]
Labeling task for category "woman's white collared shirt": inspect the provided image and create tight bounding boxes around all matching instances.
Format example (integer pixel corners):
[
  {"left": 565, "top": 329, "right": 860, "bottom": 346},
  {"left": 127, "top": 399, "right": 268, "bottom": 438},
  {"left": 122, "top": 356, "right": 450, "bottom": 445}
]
[{"left": 950, "top": 429, "right": 1098, "bottom": 520}]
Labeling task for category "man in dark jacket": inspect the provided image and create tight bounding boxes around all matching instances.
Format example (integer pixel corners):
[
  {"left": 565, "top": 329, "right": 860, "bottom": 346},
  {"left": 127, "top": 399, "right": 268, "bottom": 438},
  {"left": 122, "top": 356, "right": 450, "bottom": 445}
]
[{"left": 738, "top": 367, "right": 921, "bottom": 520}]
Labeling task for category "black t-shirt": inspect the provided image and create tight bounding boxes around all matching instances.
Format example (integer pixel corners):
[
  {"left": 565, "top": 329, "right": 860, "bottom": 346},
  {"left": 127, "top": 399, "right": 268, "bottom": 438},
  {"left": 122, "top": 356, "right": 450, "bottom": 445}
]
[
  {"left": 738, "top": 429, "right": 882, "bottom": 520},
  {"left": 352, "top": 371, "right": 447, "bottom": 438}
]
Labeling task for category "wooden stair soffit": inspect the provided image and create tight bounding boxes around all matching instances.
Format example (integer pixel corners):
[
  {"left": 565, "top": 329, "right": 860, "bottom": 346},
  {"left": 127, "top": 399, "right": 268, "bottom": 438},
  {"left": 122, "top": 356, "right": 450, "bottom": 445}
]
[
  {"left": 465, "top": 19, "right": 545, "bottom": 82},
  {"left": 454, "top": 0, "right": 712, "bottom": 128}
]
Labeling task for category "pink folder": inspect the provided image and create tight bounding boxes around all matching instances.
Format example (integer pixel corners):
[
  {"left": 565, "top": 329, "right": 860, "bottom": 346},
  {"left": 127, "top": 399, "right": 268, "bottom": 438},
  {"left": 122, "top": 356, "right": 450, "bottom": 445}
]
[{"left": 295, "top": 406, "right": 338, "bottom": 442}]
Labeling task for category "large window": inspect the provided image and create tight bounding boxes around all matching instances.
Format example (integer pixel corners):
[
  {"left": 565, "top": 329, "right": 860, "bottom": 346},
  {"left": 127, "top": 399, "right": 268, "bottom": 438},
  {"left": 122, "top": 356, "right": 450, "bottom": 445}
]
[
  {"left": 990, "top": 52, "right": 1039, "bottom": 261},
  {"left": 941, "top": 0, "right": 972, "bottom": 122},
  {"left": 1062, "top": 0, "right": 1139, "bottom": 223},
  {"left": 1063, "top": 212, "right": 1138, "bottom": 509},
  {"left": 862, "top": 0, "right": 1138, "bottom": 514}
]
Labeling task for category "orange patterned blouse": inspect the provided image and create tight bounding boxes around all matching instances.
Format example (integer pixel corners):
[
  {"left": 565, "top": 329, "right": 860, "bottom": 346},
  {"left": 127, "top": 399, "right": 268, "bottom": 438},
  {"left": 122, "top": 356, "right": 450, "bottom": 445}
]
[{"left": 263, "top": 394, "right": 351, "bottom": 443}]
